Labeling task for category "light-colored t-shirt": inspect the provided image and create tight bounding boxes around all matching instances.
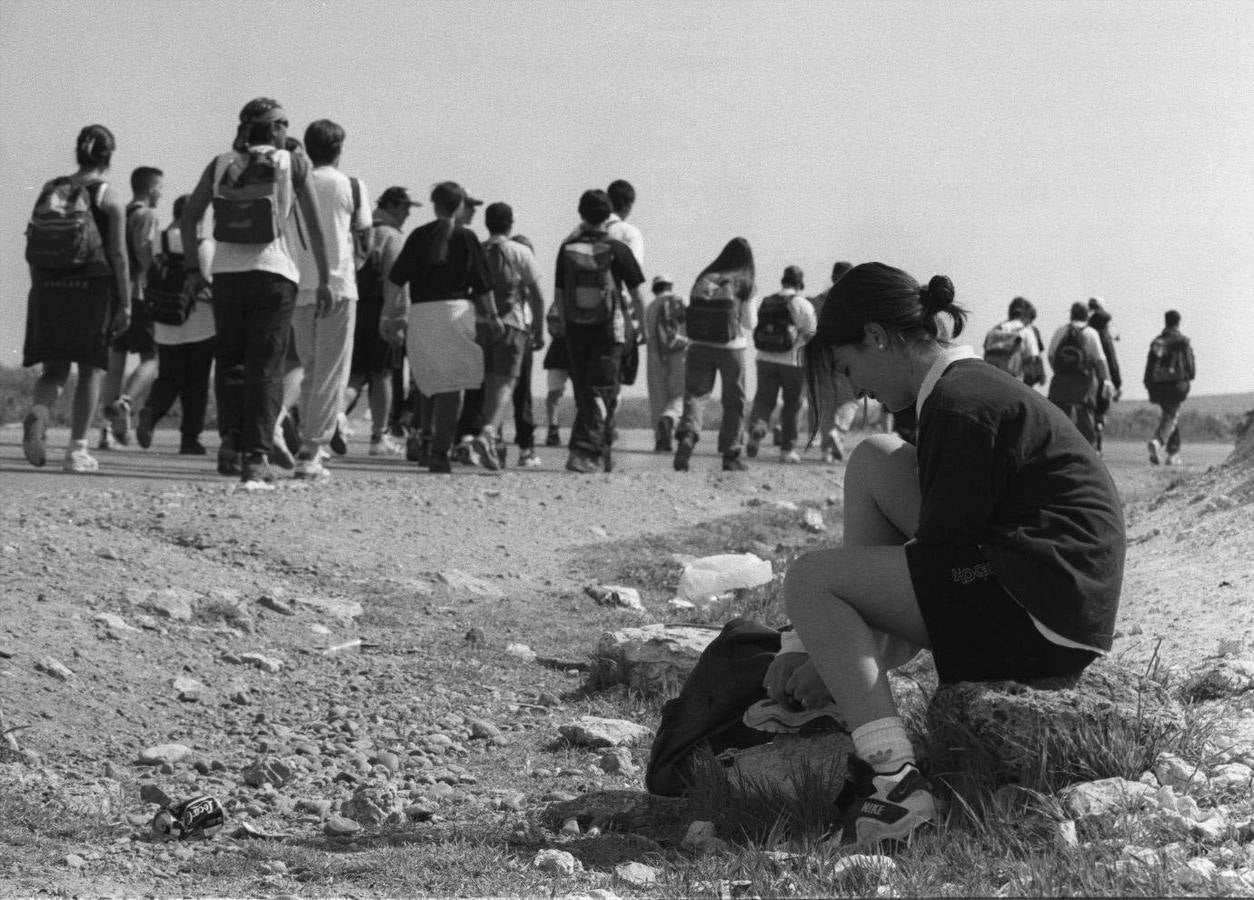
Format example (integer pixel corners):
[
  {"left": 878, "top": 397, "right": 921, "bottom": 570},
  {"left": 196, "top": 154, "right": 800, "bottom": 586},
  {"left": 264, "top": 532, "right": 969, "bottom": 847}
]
[
  {"left": 566, "top": 213, "right": 644, "bottom": 268},
  {"left": 296, "top": 167, "right": 371, "bottom": 304}
]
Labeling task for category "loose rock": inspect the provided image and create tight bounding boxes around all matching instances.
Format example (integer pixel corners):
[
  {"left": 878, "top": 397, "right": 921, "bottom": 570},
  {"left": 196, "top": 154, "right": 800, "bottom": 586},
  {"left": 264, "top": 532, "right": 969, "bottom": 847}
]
[
  {"left": 323, "top": 815, "right": 361, "bottom": 837},
  {"left": 559, "top": 716, "right": 651, "bottom": 749},
  {"left": 614, "top": 861, "right": 659, "bottom": 886},
  {"left": 138, "top": 744, "right": 194, "bottom": 766},
  {"left": 35, "top": 657, "right": 74, "bottom": 681},
  {"left": 533, "top": 848, "right": 581, "bottom": 876}
]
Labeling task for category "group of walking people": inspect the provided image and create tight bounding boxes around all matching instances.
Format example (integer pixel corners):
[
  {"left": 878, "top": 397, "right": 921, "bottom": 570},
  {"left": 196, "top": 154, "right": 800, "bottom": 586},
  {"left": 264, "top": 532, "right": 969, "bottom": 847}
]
[{"left": 19, "top": 102, "right": 1140, "bottom": 853}]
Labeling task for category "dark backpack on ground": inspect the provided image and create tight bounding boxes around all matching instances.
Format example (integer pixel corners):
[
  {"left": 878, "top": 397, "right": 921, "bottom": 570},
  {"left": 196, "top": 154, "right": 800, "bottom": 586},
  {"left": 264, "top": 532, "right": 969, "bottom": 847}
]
[
  {"left": 646, "top": 618, "right": 780, "bottom": 797},
  {"left": 145, "top": 229, "right": 196, "bottom": 326},
  {"left": 25, "top": 177, "right": 107, "bottom": 270},
  {"left": 983, "top": 322, "right": 1024, "bottom": 377},
  {"left": 560, "top": 232, "right": 620, "bottom": 326},
  {"left": 212, "top": 149, "right": 282, "bottom": 245},
  {"left": 1049, "top": 324, "right": 1094, "bottom": 405},
  {"left": 753, "top": 292, "right": 799, "bottom": 353}
]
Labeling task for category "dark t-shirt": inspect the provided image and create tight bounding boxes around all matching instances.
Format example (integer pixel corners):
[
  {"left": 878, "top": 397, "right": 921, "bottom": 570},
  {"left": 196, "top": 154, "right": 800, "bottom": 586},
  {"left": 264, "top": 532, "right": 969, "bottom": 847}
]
[
  {"left": 909, "top": 359, "right": 1125, "bottom": 649},
  {"left": 388, "top": 219, "right": 491, "bottom": 303},
  {"left": 554, "top": 229, "right": 645, "bottom": 342}
]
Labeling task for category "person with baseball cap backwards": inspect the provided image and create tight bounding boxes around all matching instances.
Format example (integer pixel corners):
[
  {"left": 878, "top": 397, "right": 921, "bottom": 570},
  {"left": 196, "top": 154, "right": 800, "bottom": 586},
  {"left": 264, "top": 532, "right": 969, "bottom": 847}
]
[{"left": 379, "top": 181, "right": 503, "bottom": 473}]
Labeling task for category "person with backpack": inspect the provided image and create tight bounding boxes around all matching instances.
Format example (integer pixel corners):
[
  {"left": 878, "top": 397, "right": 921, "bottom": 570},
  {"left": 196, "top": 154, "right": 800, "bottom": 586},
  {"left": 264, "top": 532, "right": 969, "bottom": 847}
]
[
  {"left": 134, "top": 194, "right": 217, "bottom": 455},
  {"left": 1086, "top": 297, "right": 1122, "bottom": 454},
  {"left": 180, "top": 97, "right": 333, "bottom": 488},
  {"left": 474, "top": 202, "right": 546, "bottom": 470},
  {"left": 344, "top": 187, "right": 419, "bottom": 457},
  {"left": 552, "top": 189, "right": 646, "bottom": 473},
  {"left": 1143, "top": 309, "right": 1196, "bottom": 466},
  {"left": 673, "top": 237, "right": 756, "bottom": 472},
  {"left": 287, "top": 119, "right": 372, "bottom": 481},
  {"left": 378, "top": 181, "right": 503, "bottom": 474},
  {"left": 747, "top": 265, "right": 817, "bottom": 464},
  {"left": 21, "top": 124, "right": 131, "bottom": 473},
  {"left": 1045, "top": 301, "right": 1112, "bottom": 448},
  {"left": 98, "top": 165, "right": 164, "bottom": 451},
  {"left": 644, "top": 274, "right": 689, "bottom": 452},
  {"left": 777, "top": 262, "right": 1123, "bottom": 847},
  {"left": 982, "top": 296, "right": 1043, "bottom": 385}
]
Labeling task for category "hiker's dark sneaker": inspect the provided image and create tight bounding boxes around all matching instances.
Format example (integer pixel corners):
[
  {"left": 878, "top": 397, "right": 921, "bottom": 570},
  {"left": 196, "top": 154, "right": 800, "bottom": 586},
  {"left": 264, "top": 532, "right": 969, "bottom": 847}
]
[
  {"left": 655, "top": 419, "right": 674, "bottom": 453},
  {"left": 565, "top": 452, "right": 598, "bottom": 474},
  {"left": 771, "top": 424, "right": 782, "bottom": 447},
  {"left": 110, "top": 397, "right": 133, "bottom": 446},
  {"left": 22, "top": 406, "right": 49, "bottom": 468},
  {"left": 427, "top": 451, "right": 452, "bottom": 474},
  {"left": 518, "top": 449, "right": 542, "bottom": 468},
  {"left": 746, "top": 427, "right": 765, "bottom": 459},
  {"left": 722, "top": 451, "right": 748, "bottom": 472},
  {"left": 98, "top": 427, "right": 116, "bottom": 451},
  {"left": 545, "top": 426, "right": 561, "bottom": 447},
  {"left": 472, "top": 431, "right": 501, "bottom": 471},
  {"left": 832, "top": 760, "right": 936, "bottom": 848},
  {"left": 179, "top": 440, "right": 208, "bottom": 456},
  {"left": 329, "top": 417, "right": 348, "bottom": 456},
  {"left": 136, "top": 407, "right": 155, "bottom": 449},
  {"left": 217, "top": 447, "right": 241, "bottom": 477},
  {"left": 673, "top": 434, "right": 695, "bottom": 472},
  {"left": 451, "top": 439, "right": 479, "bottom": 467},
  {"left": 742, "top": 698, "right": 846, "bottom": 734},
  {"left": 1147, "top": 438, "right": 1164, "bottom": 465},
  {"left": 406, "top": 434, "right": 424, "bottom": 463}
]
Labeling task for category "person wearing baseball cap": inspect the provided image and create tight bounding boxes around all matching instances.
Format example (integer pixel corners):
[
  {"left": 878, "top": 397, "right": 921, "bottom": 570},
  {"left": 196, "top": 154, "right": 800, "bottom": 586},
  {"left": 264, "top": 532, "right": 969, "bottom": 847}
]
[{"left": 379, "top": 181, "right": 503, "bottom": 473}]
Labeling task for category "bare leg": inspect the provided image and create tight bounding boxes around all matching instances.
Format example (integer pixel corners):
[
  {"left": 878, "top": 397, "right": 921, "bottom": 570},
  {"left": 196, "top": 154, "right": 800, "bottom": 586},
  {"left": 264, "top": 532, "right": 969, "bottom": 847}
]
[
  {"left": 32, "top": 361, "right": 71, "bottom": 411},
  {"left": 784, "top": 434, "right": 928, "bottom": 729},
  {"left": 479, "top": 373, "right": 515, "bottom": 435},
  {"left": 368, "top": 370, "right": 392, "bottom": 439},
  {"left": 122, "top": 356, "right": 159, "bottom": 408},
  {"left": 71, "top": 365, "right": 104, "bottom": 442}
]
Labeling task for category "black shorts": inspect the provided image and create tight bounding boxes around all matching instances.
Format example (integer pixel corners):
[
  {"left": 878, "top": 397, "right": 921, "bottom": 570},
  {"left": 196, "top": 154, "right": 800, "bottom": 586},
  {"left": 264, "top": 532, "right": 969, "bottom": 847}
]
[
  {"left": 351, "top": 295, "right": 400, "bottom": 375},
  {"left": 111, "top": 306, "right": 156, "bottom": 357},
  {"left": 542, "top": 337, "right": 569, "bottom": 371},
  {"left": 906, "top": 542, "right": 1098, "bottom": 685}
]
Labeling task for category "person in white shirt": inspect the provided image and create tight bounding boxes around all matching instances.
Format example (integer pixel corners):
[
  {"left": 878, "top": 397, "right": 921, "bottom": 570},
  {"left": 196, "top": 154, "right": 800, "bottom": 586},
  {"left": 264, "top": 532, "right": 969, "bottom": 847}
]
[{"left": 290, "top": 119, "right": 371, "bottom": 479}]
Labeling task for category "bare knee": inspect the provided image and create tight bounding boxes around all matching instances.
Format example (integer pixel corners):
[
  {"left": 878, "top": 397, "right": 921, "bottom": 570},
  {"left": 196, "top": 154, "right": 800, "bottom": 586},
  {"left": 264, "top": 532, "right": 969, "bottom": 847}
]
[{"left": 783, "top": 551, "right": 833, "bottom": 622}]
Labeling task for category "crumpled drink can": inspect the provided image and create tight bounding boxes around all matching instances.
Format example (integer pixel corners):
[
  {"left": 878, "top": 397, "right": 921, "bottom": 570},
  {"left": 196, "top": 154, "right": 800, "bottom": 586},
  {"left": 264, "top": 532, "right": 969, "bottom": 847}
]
[{"left": 150, "top": 794, "right": 225, "bottom": 840}]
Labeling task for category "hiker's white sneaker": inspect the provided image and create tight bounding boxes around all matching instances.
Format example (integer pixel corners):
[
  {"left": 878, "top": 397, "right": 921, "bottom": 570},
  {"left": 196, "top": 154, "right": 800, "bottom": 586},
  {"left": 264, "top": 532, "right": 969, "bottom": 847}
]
[
  {"left": 63, "top": 447, "right": 100, "bottom": 474},
  {"left": 834, "top": 761, "right": 936, "bottom": 848},
  {"left": 743, "top": 698, "right": 845, "bottom": 733},
  {"left": 1147, "top": 438, "right": 1163, "bottom": 465},
  {"left": 780, "top": 449, "right": 802, "bottom": 464},
  {"left": 294, "top": 454, "right": 329, "bottom": 481},
  {"left": 369, "top": 434, "right": 404, "bottom": 456},
  {"left": 1166, "top": 452, "right": 1182, "bottom": 466}
]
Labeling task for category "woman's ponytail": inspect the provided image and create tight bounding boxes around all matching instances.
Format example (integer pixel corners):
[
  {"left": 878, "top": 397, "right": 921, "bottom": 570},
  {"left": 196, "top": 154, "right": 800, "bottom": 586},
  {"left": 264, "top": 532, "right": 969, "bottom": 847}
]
[{"left": 921, "top": 274, "right": 966, "bottom": 338}]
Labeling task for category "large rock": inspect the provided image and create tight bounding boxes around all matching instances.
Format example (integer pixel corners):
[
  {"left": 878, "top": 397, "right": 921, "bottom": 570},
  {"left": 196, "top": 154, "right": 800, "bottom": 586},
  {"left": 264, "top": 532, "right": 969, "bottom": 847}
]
[
  {"left": 591, "top": 624, "right": 720, "bottom": 695},
  {"left": 926, "top": 657, "right": 1186, "bottom": 790},
  {"left": 718, "top": 732, "right": 853, "bottom": 801},
  {"left": 560, "top": 716, "right": 651, "bottom": 748},
  {"left": 340, "top": 784, "right": 407, "bottom": 826}
]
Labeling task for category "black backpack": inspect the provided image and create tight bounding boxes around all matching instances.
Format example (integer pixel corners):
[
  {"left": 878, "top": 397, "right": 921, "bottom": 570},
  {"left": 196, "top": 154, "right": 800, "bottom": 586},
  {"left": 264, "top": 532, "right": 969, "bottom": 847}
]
[
  {"left": 144, "top": 230, "right": 196, "bottom": 326},
  {"left": 646, "top": 618, "right": 780, "bottom": 797},
  {"left": 1049, "top": 324, "right": 1095, "bottom": 405},
  {"left": 753, "top": 292, "right": 799, "bottom": 353}
]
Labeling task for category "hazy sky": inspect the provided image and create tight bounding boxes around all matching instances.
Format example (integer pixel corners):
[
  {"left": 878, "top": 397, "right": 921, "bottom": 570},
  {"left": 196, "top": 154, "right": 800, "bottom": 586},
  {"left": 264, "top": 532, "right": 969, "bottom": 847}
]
[{"left": 2, "top": 0, "right": 1252, "bottom": 399}]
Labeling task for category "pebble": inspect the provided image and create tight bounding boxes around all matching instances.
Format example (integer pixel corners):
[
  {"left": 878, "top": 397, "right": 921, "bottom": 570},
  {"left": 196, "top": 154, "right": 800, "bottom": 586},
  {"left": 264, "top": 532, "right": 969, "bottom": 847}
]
[
  {"left": 64, "top": 853, "right": 86, "bottom": 869},
  {"left": 534, "top": 848, "right": 581, "bottom": 876},
  {"left": 239, "top": 653, "right": 282, "bottom": 674},
  {"left": 35, "top": 656, "right": 75, "bottom": 681},
  {"left": 614, "top": 862, "right": 658, "bottom": 886},
  {"left": 138, "top": 744, "right": 194, "bottom": 766}
]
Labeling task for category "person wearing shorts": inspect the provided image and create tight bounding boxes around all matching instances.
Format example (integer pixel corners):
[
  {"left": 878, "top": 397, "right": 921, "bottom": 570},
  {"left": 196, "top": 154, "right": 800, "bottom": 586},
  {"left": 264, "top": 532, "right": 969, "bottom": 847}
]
[{"left": 767, "top": 262, "right": 1124, "bottom": 848}]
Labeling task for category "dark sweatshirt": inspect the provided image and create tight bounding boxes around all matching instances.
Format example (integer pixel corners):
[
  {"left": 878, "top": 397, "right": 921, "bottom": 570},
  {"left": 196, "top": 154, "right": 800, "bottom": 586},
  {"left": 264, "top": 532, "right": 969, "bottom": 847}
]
[{"left": 911, "top": 359, "right": 1125, "bottom": 650}]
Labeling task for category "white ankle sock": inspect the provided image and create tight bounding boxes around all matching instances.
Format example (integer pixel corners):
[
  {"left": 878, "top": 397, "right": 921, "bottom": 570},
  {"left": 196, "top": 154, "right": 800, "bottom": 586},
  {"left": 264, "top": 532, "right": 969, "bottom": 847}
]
[{"left": 852, "top": 717, "right": 914, "bottom": 774}]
